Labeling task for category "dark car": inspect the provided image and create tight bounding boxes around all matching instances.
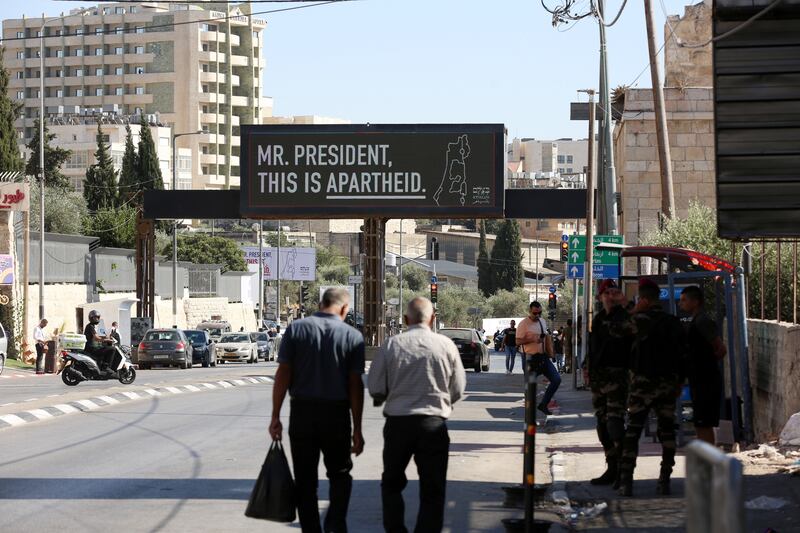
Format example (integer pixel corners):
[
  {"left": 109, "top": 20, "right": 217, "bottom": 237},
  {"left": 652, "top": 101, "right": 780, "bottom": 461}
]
[
  {"left": 137, "top": 329, "right": 193, "bottom": 370},
  {"left": 184, "top": 329, "right": 217, "bottom": 368},
  {"left": 250, "top": 332, "right": 272, "bottom": 361},
  {"left": 493, "top": 331, "right": 505, "bottom": 352},
  {"left": 440, "top": 328, "right": 490, "bottom": 373}
]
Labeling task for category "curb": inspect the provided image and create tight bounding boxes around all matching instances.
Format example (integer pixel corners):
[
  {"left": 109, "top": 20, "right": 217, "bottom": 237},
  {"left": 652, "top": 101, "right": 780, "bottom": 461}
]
[{"left": 0, "top": 376, "right": 273, "bottom": 431}]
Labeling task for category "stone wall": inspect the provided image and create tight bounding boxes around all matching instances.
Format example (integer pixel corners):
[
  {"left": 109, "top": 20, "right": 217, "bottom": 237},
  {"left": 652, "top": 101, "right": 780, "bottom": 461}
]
[
  {"left": 664, "top": 0, "right": 712, "bottom": 89},
  {"left": 616, "top": 87, "right": 715, "bottom": 247},
  {"left": 747, "top": 319, "right": 800, "bottom": 441}
]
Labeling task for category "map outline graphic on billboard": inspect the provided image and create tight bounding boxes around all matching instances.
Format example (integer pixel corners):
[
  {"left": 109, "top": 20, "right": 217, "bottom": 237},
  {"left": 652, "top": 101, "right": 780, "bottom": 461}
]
[{"left": 241, "top": 246, "right": 316, "bottom": 282}]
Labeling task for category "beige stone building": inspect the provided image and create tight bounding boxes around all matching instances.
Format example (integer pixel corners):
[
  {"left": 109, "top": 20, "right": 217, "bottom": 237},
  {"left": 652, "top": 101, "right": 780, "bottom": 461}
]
[
  {"left": 615, "top": 0, "right": 714, "bottom": 246},
  {"left": 2, "top": 1, "right": 269, "bottom": 190}
]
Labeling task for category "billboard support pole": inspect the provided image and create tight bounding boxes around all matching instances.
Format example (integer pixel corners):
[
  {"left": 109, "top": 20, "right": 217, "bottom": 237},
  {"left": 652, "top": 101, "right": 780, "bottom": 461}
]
[
  {"left": 580, "top": 89, "right": 596, "bottom": 370},
  {"left": 277, "top": 220, "right": 281, "bottom": 324}
]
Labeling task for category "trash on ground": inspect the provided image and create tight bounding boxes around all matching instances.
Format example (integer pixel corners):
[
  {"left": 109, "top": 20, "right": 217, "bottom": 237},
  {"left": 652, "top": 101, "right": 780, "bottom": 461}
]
[
  {"left": 564, "top": 501, "right": 608, "bottom": 525},
  {"left": 744, "top": 496, "right": 789, "bottom": 511},
  {"left": 780, "top": 412, "right": 800, "bottom": 446}
]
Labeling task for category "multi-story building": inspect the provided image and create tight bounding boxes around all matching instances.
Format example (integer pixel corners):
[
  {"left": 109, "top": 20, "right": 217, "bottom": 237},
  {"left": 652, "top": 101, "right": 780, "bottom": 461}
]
[
  {"left": 2, "top": 1, "right": 269, "bottom": 189},
  {"left": 34, "top": 114, "right": 189, "bottom": 192}
]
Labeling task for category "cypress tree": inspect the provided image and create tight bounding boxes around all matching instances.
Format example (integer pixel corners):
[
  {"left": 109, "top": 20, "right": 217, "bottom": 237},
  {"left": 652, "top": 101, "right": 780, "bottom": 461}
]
[
  {"left": 490, "top": 219, "right": 524, "bottom": 292},
  {"left": 25, "top": 118, "right": 71, "bottom": 189},
  {"left": 136, "top": 115, "right": 164, "bottom": 193},
  {"left": 0, "top": 48, "right": 23, "bottom": 173},
  {"left": 118, "top": 123, "right": 138, "bottom": 202},
  {"left": 83, "top": 123, "right": 118, "bottom": 211},
  {"left": 477, "top": 220, "right": 494, "bottom": 296}
]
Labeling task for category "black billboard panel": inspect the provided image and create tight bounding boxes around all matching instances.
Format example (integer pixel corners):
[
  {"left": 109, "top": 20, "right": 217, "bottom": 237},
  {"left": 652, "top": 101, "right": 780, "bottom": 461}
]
[
  {"left": 240, "top": 124, "right": 505, "bottom": 219},
  {"left": 714, "top": 0, "right": 800, "bottom": 238}
]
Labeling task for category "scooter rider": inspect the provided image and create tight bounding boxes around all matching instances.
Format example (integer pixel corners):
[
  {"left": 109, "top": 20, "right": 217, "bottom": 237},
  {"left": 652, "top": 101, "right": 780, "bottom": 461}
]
[{"left": 84, "top": 310, "right": 116, "bottom": 371}]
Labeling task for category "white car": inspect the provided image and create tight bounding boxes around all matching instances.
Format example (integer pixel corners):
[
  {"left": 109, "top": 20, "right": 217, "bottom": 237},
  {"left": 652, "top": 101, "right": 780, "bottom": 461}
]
[{"left": 215, "top": 332, "right": 258, "bottom": 364}]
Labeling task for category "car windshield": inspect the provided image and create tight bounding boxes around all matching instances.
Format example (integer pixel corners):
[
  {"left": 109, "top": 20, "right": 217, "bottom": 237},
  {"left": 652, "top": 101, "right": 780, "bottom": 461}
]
[
  {"left": 208, "top": 328, "right": 222, "bottom": 336},
  {"left": 184, "top": 331, "right": 206, "bottom": 343},
  {"left": 220, "top": 334, "right": 249, "bottom": 343},
  {"left": 145, "top": 331, "right": 180, "bottom": 342},
  {"left": 255, "top": 333, "right": 269, "bottom": 342},
  {"left": 440, "top": 329, "right": 473, "bottom": 341}
]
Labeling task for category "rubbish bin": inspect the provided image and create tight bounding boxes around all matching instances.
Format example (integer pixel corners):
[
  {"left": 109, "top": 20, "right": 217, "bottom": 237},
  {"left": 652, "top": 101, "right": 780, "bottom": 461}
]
[{"left": 44, "top": 340, "right": 57, "bottom": 373}]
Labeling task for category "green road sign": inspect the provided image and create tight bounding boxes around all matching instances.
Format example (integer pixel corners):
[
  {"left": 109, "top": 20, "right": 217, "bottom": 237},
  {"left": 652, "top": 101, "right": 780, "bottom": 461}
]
[{"left": 567, "top": 235, "right": 624, "bottom": 265}]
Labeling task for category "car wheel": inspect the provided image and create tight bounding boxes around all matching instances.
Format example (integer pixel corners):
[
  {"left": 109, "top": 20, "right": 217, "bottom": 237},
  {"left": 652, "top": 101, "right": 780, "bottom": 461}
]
[
  {"left": 474, "top": 359, "right": 482, "bottom": 373},
  {"left": 182, "top": 360, "right": 190, "bottom": 370},
  {"left": 202, "top": 356, "right": 209, "bottom": 368}
]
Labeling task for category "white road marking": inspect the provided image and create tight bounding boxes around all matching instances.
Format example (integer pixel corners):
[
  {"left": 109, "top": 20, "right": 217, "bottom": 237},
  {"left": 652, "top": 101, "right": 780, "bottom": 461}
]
[
  {"left": 76, "top": 399, "right": 100, "bottom": 410},
  {"left": 217, "top": 381, "right": 233, "bottom": 388},
  {"left": 165, "top": 387, "right": 182, "bottom": 394},
  {"left": 0, "top": 414, "right": 27, "bottom": 426},
  {"left": 233, "top": 379, "right": 246, "bottom": 385},
  {"left": 27, "top": 409, "right": 53, "bottom": 420},
  {"left": 96, "top": 395, "right": 119, "bottom": 405},
  {"left": 53, "top": 404, "right": 79, "bottom": 414},
  {"left": 201, "top": 383, "right": 217, "bottom": 389},
  {"left": 121, "top": 392, "right": 140, "bottom": 400},
  {"left": 144, "top": 389, "right": 161, "bottom": 396},
  {"left": 24, "top": 398, "right": 39, "bottom": 402},
  {"left": 184, "top": 385, "right": 201, "bottom": 392}
]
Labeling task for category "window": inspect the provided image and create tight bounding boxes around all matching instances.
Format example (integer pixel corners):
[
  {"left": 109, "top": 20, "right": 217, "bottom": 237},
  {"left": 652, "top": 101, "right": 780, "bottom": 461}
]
[
  {"left": 95, "top": 48, "right": 103, "bottom": 56},
  {"left": 557, "top": 155, "right": 565, "bottom": 164},
  {"left": 55, "top": 69, "right": 63, "bottom": 77},
  {"left": 95, "top": 67, "right": 103, "bottom": 76},
  {"left": 75, "top": 68, "right": 84, "bottom": 77},
  {"left": 135, "top": 87, "right": 144, "bottom": 95},
  {"left": 56, "top": 30, "right": 62, "bottom": 37},
  {"left": 134, "top": 107, "right": 143, "bottom": 114},
  {"left": 16, "top": 32, "right": 24, "bottom": 39},
  {"left": 566, "top": 167, "right": 573, "bottom": 173},
  {"left": 115, "top": 47, "right": 123, "bottom": 55},
  {"left": 66, "top": 151, "right": 88, "bottom": 169},
  {"left": 115, "top": 66, "right": 123, "bottom": 75},
  {"left": 115, "top": 27, "right": 124, "bottom": 35},
  {"left": 95, "top": 87, "right": 103, "bottom": 96},
  {"left": 56, "top": 89, "right": 63, "bottom": 98},
  {"left": 75, "top": 48, "right": 84, "bottom": 57},
  {"left": 16, "top": 52, "right": 24, "bottom": 59},
  {"left": 202, "top": 166, "right": 209, "bottom": 175},
  {"left": 111, "top": 150, "right": 123, "bottom": 170},
  {"left": 56, "top": 49, "right": 64, "bottom": 58},
  {"left": 134, "top": 66, "right": 144, "bottom": 74},
  {"left": 202, "top": 105, "right": 208, "bottom": 113},
  {"left": 116, "top": 7, "right": 125, "bottom": 15},
  {"left": 96, "top": 134, "right": 110, "bottom": 143},
  {"left": 135, "top": 26, "right": 144, "bottom": 34},
  {"left": 202, "top": 64, "right": 209, "bottom": 72},
  {"left": 159, "top": 137, "right": 169, "bottom": 147},
  {"left": 202, "top": 44, "right": 209, "bottom": 52},
  {"left": 103, "top": 7, "right": 111, "bottom": 15},
  {"left": 16, "top": 91, "right": 24, "bottom": 100},
  {"left": 75, "top": 88, "right": 83, "bottom": 97},
  {"left": 566, "top": 155, "right": 573, "bottom": 164},
  {"left": 16, "top": 72, "right": 23, "bottom": 80},
  {"left": 75, "top": 27, "right": 84, "bottom": 36},
  {"left": 201, "top": 145, "right": 209, "bottom": 154},
  {"left": 115, "top": 87, "right": 124, "bottom": 95},
  {"left": 36, "top": 31, "right": 41, "bottom": 38},
  {"left": 134, "top": 46, "right": 144, "bottom": 54},
  {"left": 558, "top": 167, "right": 564, "bottom": 174},
  {"left": 178, "top": 155, "right": 191, "bottom": 171},
  {"left": 95, "top": 27, "right": 103, "bottom": 35},
  {"left": 202, "top": 84, "right": 208, "bottom": 93}
]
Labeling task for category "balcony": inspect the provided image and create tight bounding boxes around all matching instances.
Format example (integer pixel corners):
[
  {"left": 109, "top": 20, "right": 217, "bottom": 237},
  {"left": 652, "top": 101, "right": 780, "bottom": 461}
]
[
  {"left": 199, "top": 92, "right": 224, "bottom": 104},
  {"left": 123, "top": 93, "right": 152, "bottom": 105},
  {"left": 200, "top": 71, "right": 225, "bottom": 84},
  {"left": 230, "top": 95, "right": 249, "bottom": 107},
  {"left": 199, "top": 51, "right": 225, "bottom": 64},
  {"left": 229, "top": 54, "right": 248, "bottom": 67},
  {"left": 201, "top": 153, "right": 224, "bottom": 165}
]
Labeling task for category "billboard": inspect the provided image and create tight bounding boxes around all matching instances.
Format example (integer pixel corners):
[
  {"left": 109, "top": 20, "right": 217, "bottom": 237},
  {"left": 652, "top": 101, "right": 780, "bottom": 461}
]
[
  {"left": 240, "top": 124, "right": 505, "bottom": 219},
  {"left": 0, "top": 255, "right": 13, "bottom": 284},
  {"left": 242, "top": 246, "right": 316, "bottom": 281},
  {"left": 0, "top": 184, "right": 29, "bottom": 212}
]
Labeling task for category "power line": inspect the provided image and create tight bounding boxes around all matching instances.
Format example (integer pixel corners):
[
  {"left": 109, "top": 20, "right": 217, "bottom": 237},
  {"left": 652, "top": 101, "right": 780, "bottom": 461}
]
[
  {"left": 0, "top": 1, "right": 349, "bottom": 44},
  {"left": 592, "top": 0, "right": 628, "bottom": 27}
]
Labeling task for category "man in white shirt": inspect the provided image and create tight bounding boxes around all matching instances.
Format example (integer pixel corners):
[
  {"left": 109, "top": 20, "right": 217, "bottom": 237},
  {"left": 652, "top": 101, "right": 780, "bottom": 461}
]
[
  {"left": 33, "top": 319, "right": 48, "bottom": 375},
  {"left": 368, "top": 297, "right": 466, "bottom": 533}
]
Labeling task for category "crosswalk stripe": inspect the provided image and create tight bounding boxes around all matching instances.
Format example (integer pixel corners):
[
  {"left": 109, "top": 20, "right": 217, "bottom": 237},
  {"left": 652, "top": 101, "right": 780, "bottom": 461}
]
[
  {"left": 53, "top": 404, "right": 79, "bottom": 414},
  {"left": 27, "top": 409, "right": 54, "bottom": 420},
  {"left": 0, "top": 414, "right": 27, "bottom": 426}
]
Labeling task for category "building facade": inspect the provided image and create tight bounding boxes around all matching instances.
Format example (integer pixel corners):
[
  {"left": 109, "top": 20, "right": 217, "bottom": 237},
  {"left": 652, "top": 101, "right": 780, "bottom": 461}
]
[{"left": 2, "top": 1, "right": 269, "bottom": 189}]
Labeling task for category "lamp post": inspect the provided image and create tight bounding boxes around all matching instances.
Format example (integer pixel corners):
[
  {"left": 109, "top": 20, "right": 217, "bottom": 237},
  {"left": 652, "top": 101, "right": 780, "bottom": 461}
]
[{"left": 171, "top": 130, "right": 204, "bottom": 326}]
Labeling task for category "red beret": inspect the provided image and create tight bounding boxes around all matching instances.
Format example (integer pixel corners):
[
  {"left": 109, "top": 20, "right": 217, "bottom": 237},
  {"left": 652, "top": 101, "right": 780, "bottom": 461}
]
[
  {"left": 598, "top": 279, "right": 618, "bottom": 295},
  {"left": 639, "top": 277, "right": 660, "bottom": 291}
]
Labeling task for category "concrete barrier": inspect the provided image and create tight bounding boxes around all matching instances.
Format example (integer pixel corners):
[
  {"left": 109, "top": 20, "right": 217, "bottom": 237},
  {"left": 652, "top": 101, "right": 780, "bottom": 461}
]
[{"left": 685, "top": 440, "right": 743, "bottom": 533}]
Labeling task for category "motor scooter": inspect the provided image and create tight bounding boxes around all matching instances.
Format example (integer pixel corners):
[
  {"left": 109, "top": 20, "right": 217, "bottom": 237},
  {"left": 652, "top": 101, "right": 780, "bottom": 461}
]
[{"left": 59, "top": 341, "right": 136, "bottom": 386}]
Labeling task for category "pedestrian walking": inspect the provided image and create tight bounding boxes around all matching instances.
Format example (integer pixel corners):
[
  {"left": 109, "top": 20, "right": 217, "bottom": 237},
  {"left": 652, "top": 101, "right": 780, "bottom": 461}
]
[
  {"left": 109, "top": 321, "right": 122, "bottom": 345},
  {"left": 33, "top": 318, "right": 48, "bottom": 374},
  {"left": 679, "top": 285, "right": 726, "bottom": 445},
  {"left": 553, "top": 330, "right": 565, "bottom": 373},
  {"left": 618, "top": 279, "right": 687, "bottom": 497},
  {"left": 516, "top": 301, "right": 560, "bottom": 415},
  {"left": 368, "top": 297, "right": 466, "bottom": 533},
  {"left": 269, "top": 287, "right": 365, "bottom": 533},
  {"left": 587, "top": 280, "right": 634, "bottom": 486},
  {"left": 500, "top": 320, "right": 517, "bottom": 375},
  {"left": 563, "top": 319, "right": 574, "bottom": 374}
]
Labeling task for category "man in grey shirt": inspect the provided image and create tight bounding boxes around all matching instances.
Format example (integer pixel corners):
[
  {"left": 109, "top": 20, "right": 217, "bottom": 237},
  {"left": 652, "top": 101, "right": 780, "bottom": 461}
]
[
  {"left": 270, "top": 288, "right": 365, "bottom": 533},
  {"left": 368, "top": 297, "right": 466, "bottom": 533}
]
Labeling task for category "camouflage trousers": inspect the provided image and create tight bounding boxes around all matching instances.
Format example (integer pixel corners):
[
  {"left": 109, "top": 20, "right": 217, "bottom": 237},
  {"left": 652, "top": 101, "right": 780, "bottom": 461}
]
[
  {"left": 590, "top": 366, "right": 629, "bottom": 460},
  {"left": 618, "top": 373, "right": 681, "bottom": 477}
]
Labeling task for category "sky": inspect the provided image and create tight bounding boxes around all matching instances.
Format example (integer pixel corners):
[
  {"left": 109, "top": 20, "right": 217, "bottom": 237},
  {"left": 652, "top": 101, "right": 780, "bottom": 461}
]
[{"left": 0, "top": 0, "right": 700, "bottom": 140}]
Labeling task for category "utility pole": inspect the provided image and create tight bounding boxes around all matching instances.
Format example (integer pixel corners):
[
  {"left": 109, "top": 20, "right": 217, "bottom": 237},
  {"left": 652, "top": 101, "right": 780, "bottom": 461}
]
[
  {"left": 579, "top": 88, "right": 597, "bottom": 385},
  {"left": 597, "top": 0, "right": 619, "bottom": 235},
  {"left": 398, "top": 219, "right": 403, "bottom": 329},
  {"left": 645, "top": 0, "right": 675, "bottom": 218},
  {"left": 257, "top": 220, "right": 264, "bottom": 328},
  {"left": 276, "top": 220, "right": 281, "bottom": 324}
]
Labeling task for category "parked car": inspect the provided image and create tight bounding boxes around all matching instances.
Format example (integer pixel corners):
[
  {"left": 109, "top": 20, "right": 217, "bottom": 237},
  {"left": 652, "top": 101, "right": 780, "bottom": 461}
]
[
  {"left": 184, "top": 329, "right": 217, "bottom": 368},
  {"left": 137, "top": 329, "right": 193, "bottom": 370},
  {"left": 0, "top": 322, "right": 7, "bottom": 376},
  {"left": 439, "top": 328, "right": 490, "bottom": 373},
  {"left": 250, "top": 332, "right": 272, "bottom": 361},
  {"left": 493, "top": 331, "right": 505, "bottom": 352},
  {"left": 197, "top": 320, "right": 232, "bottom": 342},
  {"left": 215, "top": 332, "right": 258, "bottom": 364}
]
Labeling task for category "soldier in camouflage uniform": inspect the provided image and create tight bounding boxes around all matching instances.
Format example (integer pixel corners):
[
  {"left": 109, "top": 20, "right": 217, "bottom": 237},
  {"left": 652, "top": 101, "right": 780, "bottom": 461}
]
[
  {"left": 618, "top": 278, "right": 687, "bottom": 497},
  {"left": 588, "top": 279, "right": 634, "bottom": 486}
]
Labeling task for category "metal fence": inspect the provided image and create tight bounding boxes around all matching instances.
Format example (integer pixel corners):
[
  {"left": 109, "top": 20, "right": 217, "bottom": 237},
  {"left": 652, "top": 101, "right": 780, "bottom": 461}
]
[{"left": 744, "top": 239, "right": 800, "bottom": 323}]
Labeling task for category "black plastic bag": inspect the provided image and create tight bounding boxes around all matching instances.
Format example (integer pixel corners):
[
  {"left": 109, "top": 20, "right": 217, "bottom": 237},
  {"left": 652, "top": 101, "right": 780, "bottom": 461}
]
[{"left": 245, "top": 441, "right": 296, "bottom": 522}]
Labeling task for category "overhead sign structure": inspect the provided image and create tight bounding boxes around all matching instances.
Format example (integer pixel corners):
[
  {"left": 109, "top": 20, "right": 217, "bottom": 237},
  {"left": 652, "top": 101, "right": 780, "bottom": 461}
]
[
  {"left": 566, "top": 235, "right": 623, "bottom": 280},
  {"left": 0, "top": 184, "right": 29, "bottom": 211},
  {"left": 242, "top": 246, "right": 316, "bottom": 282},
  {"left": 240, "top": 124, "right": 505, "bottom": 219}
]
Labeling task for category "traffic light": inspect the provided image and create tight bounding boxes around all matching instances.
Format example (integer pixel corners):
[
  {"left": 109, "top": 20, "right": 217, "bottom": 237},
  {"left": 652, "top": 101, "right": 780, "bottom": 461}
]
[
  {"left": 560, "top": 240, "right": 569, "bottom": 262},
  {"left": 430, "top": 282, "right": 438, "bottom": 303},
  {"left": 548, "top": 292, "right": 557, "bottom": 310},
  {"left": 300, "top": 285, "right": 309, "bottom": 304}
]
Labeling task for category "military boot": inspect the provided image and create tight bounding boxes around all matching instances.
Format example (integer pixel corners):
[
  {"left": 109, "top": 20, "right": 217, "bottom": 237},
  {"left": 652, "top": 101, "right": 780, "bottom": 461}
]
[
  {"left": 655, "top": 466, "right": 672, "bottom": 495},
  {"left": 617, "top": 470, "right": 633, "bottom": 497},
  {"left": 590, "top": 458, "right": 617, "bottom": 485}
]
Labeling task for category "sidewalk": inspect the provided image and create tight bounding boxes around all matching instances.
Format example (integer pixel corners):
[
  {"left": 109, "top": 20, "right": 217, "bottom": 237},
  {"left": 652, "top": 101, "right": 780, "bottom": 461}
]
[{"left": 540, "top": 376, "right": 800, "bottom": 532}]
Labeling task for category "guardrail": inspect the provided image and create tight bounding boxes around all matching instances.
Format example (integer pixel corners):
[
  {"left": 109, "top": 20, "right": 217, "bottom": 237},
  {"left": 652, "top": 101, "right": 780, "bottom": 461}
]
[{"left": 685, "top": 440, "right": 744, "bottom": 533}]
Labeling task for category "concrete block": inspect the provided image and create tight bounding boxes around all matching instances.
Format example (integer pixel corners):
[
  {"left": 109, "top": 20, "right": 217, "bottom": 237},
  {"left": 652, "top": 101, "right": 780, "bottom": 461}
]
[
  {"left": 671, "top": 146, "right": 686, "bottom": 161},
  {"left": 675, "top": 161, "right": 694, "bottom": 171},
  {"left": 676, "top": 133, "right": 698, "bottom": 147},
  {"left": 686, "top": 146, "right": 705, "bottom": 161},
  {"left": 694, "top": 160, "right": 714, "bottom": 171},
  {"left": 625, "top": 160, "right": 647, "bottom": 172},
  {"left": 698, "top": 133, "right": 715, "bottom": 147}
]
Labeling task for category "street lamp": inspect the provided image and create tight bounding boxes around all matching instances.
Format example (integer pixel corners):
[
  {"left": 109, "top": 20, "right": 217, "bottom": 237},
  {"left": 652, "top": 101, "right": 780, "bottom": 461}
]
[{"left": 171, "top": 130, "right": 204, "bottom": 326}]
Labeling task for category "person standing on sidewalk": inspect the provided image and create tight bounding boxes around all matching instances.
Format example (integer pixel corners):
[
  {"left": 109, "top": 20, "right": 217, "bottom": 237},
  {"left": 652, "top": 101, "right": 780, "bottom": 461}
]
[
  {"left": 679, "top": 285, "right": 726, "bottom": 445},
  {"left": 618, "top": 279, "right": 687, "bottom": 497},
  {"left": 269, "top": 287, "right": 366, "bottom": 533},
  {"left": 368, "top": 297, "right": 466, "bottom": 533},
  {"left": 587, "top": 280, "right": 634, "bottom": 486},
  {"left": 500, "top": 320, "right": 517, "bottom": 375},
  {"left": 563, "top": 319, "right": 574, "bottom": 374},
  {"left": 33, "top": 318, "right": 48, "bottom": 375},
  {"left": 516, "top": 301, "right": 559, "bottom": 415},
  {"left": 109, "top": 322, "right": 122, "bottom": 345}
]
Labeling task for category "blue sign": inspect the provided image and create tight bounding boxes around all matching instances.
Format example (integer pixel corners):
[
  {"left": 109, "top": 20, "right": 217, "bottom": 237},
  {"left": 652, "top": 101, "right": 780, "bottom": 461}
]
[
  {"left": 566, "top": 264, "right": 620, "bottom": 280},
  {"left": 431, "top": 276, "right": 437, "bottom": 283},
  {"left": 659, "top": 287, "right": 688, "bottom": 301},
  {"left": 548, "top": 286, "right": 557, "bottom": 294},
  {"left": 561, "top": 234, "right": 569, "bottom": 242}
]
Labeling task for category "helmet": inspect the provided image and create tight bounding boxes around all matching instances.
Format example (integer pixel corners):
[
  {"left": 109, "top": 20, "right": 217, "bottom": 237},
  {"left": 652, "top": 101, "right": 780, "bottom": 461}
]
[{"left": 88, "top": 310, "right": 101, "bottom": 324}]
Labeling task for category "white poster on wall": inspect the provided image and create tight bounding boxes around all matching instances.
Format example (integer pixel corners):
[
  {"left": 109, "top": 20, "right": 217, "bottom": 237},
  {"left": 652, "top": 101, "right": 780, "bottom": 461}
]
[
  {"left": 319, "top": 285, "right": 355, "bottom": 304},
  {"left": 242, "top": 246, "right": 316, "bottom": 281}
]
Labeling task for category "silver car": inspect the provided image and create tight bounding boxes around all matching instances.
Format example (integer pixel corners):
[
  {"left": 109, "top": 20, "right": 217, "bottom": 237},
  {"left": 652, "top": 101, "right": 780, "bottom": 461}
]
[{"left": 215, "top": 333, "right": 258, "bottom": 364}]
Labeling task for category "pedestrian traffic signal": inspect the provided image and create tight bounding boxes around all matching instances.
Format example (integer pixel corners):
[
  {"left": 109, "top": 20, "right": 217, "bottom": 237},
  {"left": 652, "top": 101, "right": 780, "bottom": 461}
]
[
  {"left": 300, "top": 285, "right": 309, "bottom": 304},
  {"left": 560, "top": 241, "right": 569, "bottom": 261},
  {"left": 430, "top": 282, "right": 438, "bottom": 303},
  {"left": 548, "top": 292, "right": 557, "bottom": 310}
]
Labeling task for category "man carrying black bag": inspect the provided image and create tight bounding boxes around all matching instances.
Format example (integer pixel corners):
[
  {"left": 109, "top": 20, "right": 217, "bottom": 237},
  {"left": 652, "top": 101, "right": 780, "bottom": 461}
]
[
  {"left": 270, "top": 287, "right": 366, "bottom": 533},
  {"left": 245, "top": 441, "right": 296, "bottom": 523}
]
